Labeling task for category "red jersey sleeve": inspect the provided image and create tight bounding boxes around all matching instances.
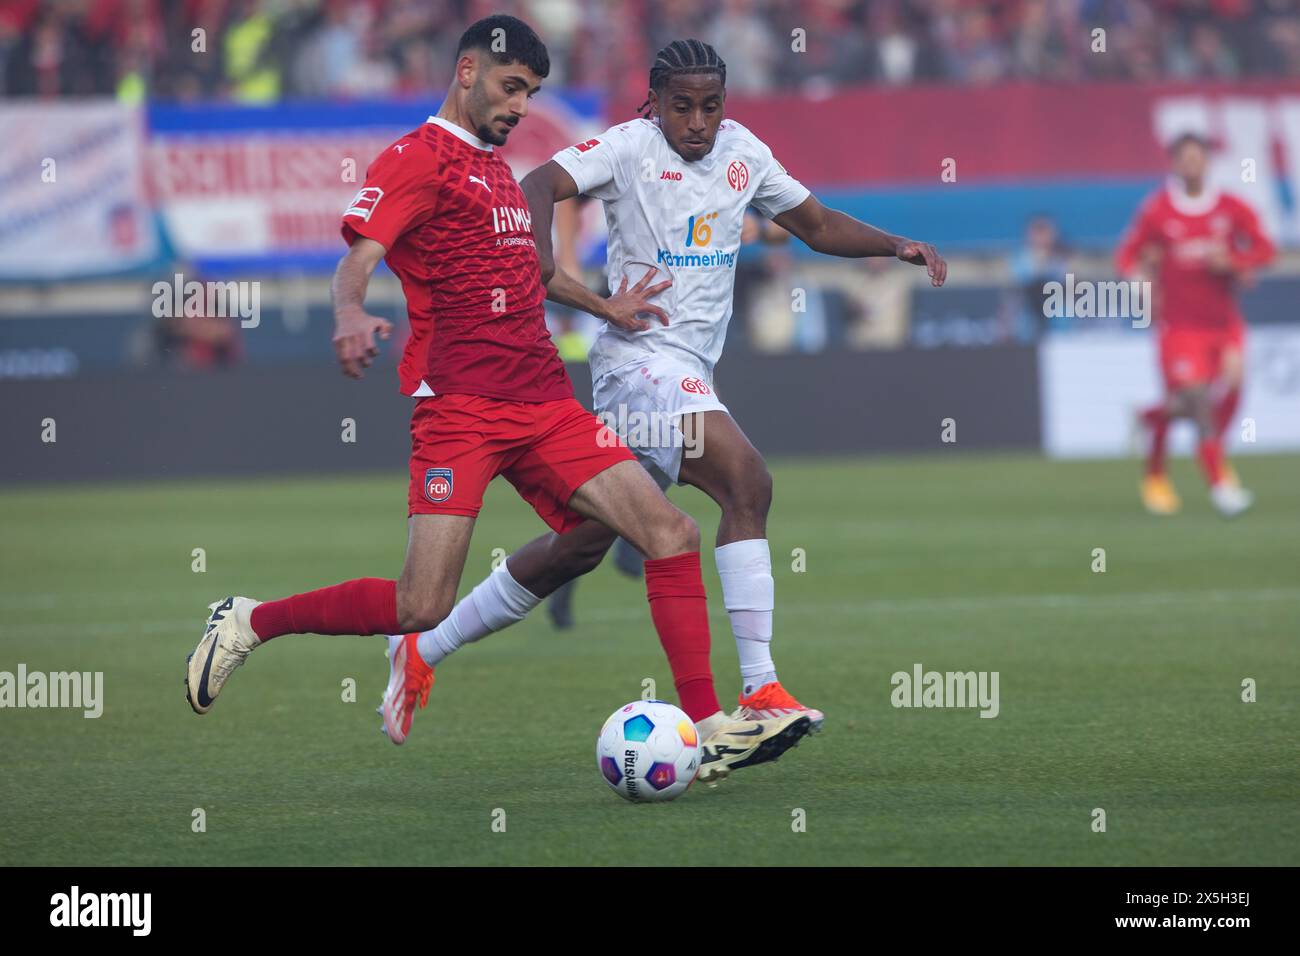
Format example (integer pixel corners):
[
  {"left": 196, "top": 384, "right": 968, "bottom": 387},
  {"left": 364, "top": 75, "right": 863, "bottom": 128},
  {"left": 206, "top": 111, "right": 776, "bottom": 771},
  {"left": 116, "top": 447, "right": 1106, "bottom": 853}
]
[
  {"left": 1227, "top": 196, "right": 1276, "bottom": 271},
  {"left": 1115, "top": 193, "right": 1162, "bottom": 277},
  {"left": 341, "top": 136, "right": 442, "bottom": 251}
]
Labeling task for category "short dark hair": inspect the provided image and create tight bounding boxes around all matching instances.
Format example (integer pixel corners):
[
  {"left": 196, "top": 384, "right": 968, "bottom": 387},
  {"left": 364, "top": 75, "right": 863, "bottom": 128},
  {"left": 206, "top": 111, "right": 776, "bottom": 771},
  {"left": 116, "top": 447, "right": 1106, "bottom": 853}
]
[
  {"left": 456, "top": 14, "right": 550, "bottom": 79},
  {"left": 1167, "top": 131, "right": 1211, "bottom": 155}
]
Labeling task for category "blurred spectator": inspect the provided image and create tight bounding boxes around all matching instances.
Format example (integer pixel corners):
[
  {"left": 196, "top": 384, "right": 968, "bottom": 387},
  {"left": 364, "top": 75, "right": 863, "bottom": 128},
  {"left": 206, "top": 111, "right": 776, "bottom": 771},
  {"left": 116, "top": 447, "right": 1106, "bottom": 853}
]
[
  {"left": 1009, "top": 213, "right": 1072, "bottom": 337},
  {"left": 706, "top": 0, "right": 779, "bottom": 94},
  {"left": 3, "top": 0, "right": 1300, "bottom": 101},
  {"left": 223, "top": 0, "right": 280, "bottom": 101},
  {"left": 152, "top": 311, "right": 245, "bottom": 369},
  {"left": 937, "top": 6, "right": 1010, "bottom": 85},
  {"left": 1170, "top": 21, "right": 1239, "bottom": 78}
]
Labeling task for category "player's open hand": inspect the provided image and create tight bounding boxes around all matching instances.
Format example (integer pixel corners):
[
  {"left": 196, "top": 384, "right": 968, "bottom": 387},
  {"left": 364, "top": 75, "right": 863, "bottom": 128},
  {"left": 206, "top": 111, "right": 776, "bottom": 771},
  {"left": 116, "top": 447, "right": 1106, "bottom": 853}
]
[
  {"left": 895, "top": 240, "right": 947, "bottom": 287},
  {"left": 605, "top": 267, "right": 671, "bottom": 332},
  {"left": 333, "top": 308, "right": 393, "bottom": 379}
]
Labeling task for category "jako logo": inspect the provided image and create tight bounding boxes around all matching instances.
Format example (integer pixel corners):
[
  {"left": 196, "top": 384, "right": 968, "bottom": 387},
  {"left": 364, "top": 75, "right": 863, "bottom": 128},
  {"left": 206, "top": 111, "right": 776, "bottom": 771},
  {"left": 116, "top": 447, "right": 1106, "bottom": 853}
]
[
  {"left": 50, "top": 886, "right": 151, "bottom": 936},
  {"left": 660, "top": 170, "right": 682, "bottom": 181},
  {"left": 684, "top": 211, "right": 719, "bottom": 247}
]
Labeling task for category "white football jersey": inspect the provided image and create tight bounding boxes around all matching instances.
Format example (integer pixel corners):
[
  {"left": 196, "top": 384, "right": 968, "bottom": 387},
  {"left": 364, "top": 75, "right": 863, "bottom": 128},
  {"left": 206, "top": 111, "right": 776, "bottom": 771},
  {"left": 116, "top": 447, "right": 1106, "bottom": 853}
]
[{"left": 551, "top": 117, "right": 810, "bottom": 380}]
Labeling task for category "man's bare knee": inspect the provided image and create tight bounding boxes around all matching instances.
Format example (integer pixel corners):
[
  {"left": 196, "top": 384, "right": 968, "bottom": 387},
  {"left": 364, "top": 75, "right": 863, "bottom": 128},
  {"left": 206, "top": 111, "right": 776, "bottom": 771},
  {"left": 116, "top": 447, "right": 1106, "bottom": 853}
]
[
  {"left": 395, "top": 587, "right": 454, "bottom": 633},
  {"left": 644, "top": 508, "right": 699, "bottom": 559}
]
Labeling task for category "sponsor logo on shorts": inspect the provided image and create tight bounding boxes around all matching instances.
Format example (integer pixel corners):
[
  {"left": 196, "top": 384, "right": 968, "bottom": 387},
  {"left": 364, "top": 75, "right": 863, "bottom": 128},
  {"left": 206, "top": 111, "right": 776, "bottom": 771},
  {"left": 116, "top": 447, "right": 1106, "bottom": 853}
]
[
  {"left": 424, "top": 468, "right": 453, "bottom": 503},
  {"left": 681, "top": 377, "right": 711, "bottom": 395}
]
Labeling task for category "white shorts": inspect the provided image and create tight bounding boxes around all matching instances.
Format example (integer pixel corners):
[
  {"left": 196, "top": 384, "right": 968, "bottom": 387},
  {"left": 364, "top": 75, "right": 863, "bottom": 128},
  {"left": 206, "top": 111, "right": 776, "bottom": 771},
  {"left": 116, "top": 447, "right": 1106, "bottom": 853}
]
[{"left": 592, "top": 354, "right": 728, "bottom": 488}]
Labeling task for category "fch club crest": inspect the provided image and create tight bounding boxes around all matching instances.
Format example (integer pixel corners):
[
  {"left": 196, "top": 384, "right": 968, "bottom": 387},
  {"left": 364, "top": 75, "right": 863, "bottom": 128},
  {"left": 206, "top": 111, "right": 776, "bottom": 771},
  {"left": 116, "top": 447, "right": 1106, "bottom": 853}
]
[{"left": 424, "top": 468, "right": 453, "bottom": 503}]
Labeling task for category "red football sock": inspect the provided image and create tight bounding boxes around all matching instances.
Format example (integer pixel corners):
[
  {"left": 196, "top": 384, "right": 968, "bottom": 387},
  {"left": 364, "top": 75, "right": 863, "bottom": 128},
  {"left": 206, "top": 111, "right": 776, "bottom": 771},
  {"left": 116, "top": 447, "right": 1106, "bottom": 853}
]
[
  {"left": 249, "top": 578, "right": 399, "bottom": 641},
  {"left": 1143, "top": 404, "right": 1170, "bottom": 477},
  {"left": 1197, "top": 437, "right": 1225, "bottom": 487},
  {"left": 1214, "top": 386, "right": 1241, "bottom": 439},
  {"left": 644, "top": 552, "right": 720, "bottom": 722}
]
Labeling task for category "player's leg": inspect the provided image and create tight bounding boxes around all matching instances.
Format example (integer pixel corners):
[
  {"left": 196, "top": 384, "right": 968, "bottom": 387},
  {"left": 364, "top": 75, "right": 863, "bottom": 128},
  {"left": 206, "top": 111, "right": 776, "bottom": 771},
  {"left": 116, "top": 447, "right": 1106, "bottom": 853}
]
[
  {"left": 183, "top": 513, "right": 474, "bottom": 717},
  {"left": 381, "top": 513, "right": 477, "bottom": 743},
  {"left": 565, "top": 460, "right": 718, "bottom": 722},
  {"left": 547, "top": 534, "right": 642, "bottom": 628},
  {"left": 1213, "top": 338, "right": 1246, "bottom": 489},
  {"left": 508, "top": 399, "right": 721, "bottom": 724},
  {"left": 505, "top": 397, "right": 810, "bottom": 780},
  {"left": 504, "top": 401, "right": 718, "bottom": 723},
  {"left": 565, "top": 458, "right": 811, "bottom": 781},
  {"left": 1140, "top": 331, "right": 1190, "bottom": 515},
  {"left": 1138, "top": 397, "right": 1177, "bottom": 510},
  {"left": 1214, "top": 343, "right": 1244, "bottom": 440},
  {"left": 405, "top": 520, "right": 618, "bottom": 664},
  {"left": 381, "top": 393, "right": 545, "bottom": 742},
  {"left": 677, "top": 410, "right": 823, "bottom": 729},
  {"left": 1200, "top": 337, "right": 1252, "bottom": 516}
]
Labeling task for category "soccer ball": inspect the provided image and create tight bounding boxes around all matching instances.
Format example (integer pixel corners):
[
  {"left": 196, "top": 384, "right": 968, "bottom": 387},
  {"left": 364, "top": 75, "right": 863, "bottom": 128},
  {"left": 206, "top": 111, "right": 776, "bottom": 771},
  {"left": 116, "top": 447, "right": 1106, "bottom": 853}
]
[{"left": 596, "top": 700, "right": 701, "bottom": 802}]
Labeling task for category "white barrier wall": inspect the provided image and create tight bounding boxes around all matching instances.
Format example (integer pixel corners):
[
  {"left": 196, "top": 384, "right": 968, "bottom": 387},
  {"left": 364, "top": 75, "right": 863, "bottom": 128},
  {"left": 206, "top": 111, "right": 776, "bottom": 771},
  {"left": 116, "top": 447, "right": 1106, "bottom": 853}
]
[{"left": 1039, "top": 327, "right": 1300, "bottom": 458}]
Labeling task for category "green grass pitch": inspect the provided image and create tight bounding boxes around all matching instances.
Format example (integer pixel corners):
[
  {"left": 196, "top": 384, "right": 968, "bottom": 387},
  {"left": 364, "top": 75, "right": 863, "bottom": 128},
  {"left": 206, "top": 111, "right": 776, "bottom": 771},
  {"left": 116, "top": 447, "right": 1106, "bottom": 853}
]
[{"left": 1, "top": 452, "right": 1296, "bottom": 866}]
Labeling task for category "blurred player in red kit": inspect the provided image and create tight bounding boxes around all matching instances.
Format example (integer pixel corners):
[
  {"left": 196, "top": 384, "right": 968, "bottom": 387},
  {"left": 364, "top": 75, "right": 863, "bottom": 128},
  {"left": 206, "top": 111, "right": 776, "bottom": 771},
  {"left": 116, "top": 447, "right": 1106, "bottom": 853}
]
[
  {"left": 1116, "top": 132, "right": 1275, "bottom": 517},
  {"left": 183, "top": 15, "right": 811, "bottom": 782}
]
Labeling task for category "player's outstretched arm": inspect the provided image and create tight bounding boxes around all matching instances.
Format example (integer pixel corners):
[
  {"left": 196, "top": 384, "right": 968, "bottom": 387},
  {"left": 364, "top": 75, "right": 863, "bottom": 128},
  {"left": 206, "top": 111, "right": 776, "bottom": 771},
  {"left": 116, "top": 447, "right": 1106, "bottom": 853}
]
[
  {"left": 521, "top": 160, "right": 581, "bottom": 284},
  {"left": 522, "top": 160, "right": 670, "bottom": 331},
  {"left": 547, "top": 265, "right": 671, "bottom": 332},
  {"left": 330, "top": 236, "right": 393, "bottom": 379},
  {"left": 772, "top": 195, "right": 947, "bottom": 287}
]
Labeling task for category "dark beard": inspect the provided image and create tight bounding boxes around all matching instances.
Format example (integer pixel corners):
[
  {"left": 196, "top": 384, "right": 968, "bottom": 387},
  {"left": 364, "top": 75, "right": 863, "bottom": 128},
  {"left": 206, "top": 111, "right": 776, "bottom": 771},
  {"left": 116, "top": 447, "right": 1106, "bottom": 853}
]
[{"left": 477, "top": 121, "right": 509, "bottom": 146}]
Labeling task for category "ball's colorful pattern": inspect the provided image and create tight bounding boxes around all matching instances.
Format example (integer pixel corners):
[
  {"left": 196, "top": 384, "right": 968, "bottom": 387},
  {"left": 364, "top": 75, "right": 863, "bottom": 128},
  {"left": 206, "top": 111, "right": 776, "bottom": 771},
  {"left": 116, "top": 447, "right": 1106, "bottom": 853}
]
[{"left": 596, "top": 700, "right": 701, "bottom": 803}]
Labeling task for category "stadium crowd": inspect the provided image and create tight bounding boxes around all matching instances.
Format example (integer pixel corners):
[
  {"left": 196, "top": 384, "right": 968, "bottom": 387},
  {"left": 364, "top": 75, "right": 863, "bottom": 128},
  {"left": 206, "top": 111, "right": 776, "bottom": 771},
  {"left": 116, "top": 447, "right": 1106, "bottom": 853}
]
[{"left": 3, "top": 0, "right": 1300, "bottom": 102}]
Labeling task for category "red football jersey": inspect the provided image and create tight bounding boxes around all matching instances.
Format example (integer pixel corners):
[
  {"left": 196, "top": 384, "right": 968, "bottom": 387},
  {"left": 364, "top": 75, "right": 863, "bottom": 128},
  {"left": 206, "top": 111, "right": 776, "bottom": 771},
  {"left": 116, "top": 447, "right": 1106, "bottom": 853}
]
[
  {"left": 341, "top": 116, "right": 572, "bottom": 402},
  {"left": 1115, "top": 183, "right": 1275, "bottom": 333}
]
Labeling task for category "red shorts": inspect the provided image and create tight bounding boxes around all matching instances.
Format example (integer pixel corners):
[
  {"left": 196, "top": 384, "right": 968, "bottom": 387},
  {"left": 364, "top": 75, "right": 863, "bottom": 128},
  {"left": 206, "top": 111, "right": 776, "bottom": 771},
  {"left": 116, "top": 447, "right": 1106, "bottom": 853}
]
[
  {"left": 1159, "top": 326, "right": 1244, "bottom": 389},
  {"left": 408, "top": 393, "right": 634, "bottom": 533}
]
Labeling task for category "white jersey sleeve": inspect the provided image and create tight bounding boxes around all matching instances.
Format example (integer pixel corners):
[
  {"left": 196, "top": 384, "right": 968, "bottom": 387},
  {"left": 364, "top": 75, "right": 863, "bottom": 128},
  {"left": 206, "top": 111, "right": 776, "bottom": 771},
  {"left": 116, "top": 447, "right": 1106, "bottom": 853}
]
[
  {"left": 749, "top": 143, "right": 810, "bottom": 220},
  {"left": 551, "top": 122, "right": 648, "bottom": 201}
]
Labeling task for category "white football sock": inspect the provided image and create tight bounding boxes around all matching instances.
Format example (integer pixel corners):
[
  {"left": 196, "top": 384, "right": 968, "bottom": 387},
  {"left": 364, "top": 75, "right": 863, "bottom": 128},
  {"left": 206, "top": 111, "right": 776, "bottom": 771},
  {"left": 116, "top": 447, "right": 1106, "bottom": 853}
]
[
  {"left": 715, "top": 538, "right": 777, "bottom": 696},
  {"left": 412, "top": 562, "right": 541, "bottom": 667}
]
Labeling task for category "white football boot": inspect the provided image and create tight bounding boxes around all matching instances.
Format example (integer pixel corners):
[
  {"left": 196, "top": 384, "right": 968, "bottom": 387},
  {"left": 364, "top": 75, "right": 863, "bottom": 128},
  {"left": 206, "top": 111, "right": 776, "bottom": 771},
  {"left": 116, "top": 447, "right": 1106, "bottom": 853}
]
[
  {"left": 697, "top": 712, "right": 812, "bottom": 785},
  {"left": 185, "top": 596, "right": 262, "bottom": 714},
  {"left": 1210, "top": 482, "right": 1253, "bottom": 518}
]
